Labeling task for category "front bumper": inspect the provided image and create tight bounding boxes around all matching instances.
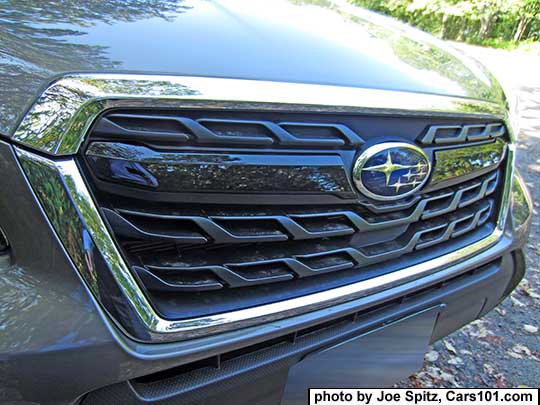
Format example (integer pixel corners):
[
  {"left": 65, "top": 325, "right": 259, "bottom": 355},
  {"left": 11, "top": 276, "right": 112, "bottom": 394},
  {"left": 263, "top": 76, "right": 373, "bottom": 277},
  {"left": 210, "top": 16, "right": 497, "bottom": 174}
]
[
  {"left": 0, "top": 132, "right": 531, "bottom": 403},
  {"left": 80, "top": 249, "right": 527, "bottom": 405}
]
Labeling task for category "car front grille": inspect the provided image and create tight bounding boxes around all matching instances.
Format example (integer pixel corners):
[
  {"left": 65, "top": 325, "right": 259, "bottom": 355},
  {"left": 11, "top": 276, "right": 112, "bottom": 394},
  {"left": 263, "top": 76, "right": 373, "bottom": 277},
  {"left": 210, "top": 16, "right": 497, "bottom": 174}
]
[
  {"left": 104, "top": 171, "right": 498, "bottom": 288},
  {"left": 79, "top": 110, "right": 506, "bottom": 320}
]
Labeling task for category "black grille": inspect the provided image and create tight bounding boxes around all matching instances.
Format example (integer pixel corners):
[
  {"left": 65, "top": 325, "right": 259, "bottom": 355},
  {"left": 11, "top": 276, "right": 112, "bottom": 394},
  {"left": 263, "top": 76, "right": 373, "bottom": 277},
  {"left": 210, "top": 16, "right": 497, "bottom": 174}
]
[
  {"left": 420, "top": 122, "right": 505, "bottom": 144},
  {"left": 103, "top": 171, "right": 497, "bottom": 292},
  {"left": 96, "top": 113, "right": 364, "bottom": 148},
  {"left": 0, "top": 228, "right": 7, "bottom": 252},
  {"left": 80, "top": 110, "right": 506, "bottom": 320}
]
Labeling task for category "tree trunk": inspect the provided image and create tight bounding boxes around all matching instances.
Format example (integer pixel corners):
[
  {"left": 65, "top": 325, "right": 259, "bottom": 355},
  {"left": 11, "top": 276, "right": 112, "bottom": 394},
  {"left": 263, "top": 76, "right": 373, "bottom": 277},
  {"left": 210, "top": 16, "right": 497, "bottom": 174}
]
[
  {"left": 456, "top": 24, "right": 466, "bottom": 42},
  {"left": 479, "top": 15, "right": 495, "bottom": 39},
  {"left": 514, "top": 16, "right": 530, "bottom": 42},
  {"left": 440, "top": 13, "right": 450, "bottom": 39}
]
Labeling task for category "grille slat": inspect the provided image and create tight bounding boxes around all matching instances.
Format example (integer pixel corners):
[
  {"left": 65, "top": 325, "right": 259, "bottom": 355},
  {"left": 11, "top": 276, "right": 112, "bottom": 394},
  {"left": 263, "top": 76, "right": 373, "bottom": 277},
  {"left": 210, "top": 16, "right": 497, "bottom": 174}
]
[
  {"left": 420, "top": 122, "right": 505, "bottom": 144},
  {"left": 101, "top": 171, "right": 498, "bottom": 247},
  {"left": 145, "top": 263, "right": 295, "bottom": 289},
  {"left": 129, "top": 199, "right": 494, "bottom": 291},
  {"left": 96, "top": 114, "right": 365, "bottom": 148},
  {"left": 134, "top": 266, "right": 225, "bottom": 292}
]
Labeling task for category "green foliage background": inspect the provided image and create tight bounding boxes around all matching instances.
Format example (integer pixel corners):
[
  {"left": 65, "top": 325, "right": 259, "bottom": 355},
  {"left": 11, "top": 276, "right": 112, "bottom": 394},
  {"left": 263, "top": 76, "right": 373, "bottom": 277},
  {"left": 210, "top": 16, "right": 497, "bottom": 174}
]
[{"left": 351, "top": 0, "right": 540, "bottom": 49}]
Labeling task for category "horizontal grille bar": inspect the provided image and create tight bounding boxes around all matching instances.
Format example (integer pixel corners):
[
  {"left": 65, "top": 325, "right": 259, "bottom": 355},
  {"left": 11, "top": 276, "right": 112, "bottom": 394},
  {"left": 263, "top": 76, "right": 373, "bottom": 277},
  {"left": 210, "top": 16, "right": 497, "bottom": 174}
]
[
  {"left": 420, "top": 122, "right": 505, "bottom": 144},
  {"left": 86, "top": 141, "right": 356, "bottom": 197},
  {"left": 132, "top": 200, "right": 493, "bottom": 292},
  {"left": 102, "top": 170, "right": 498, "bottom": 247},
  {"left": 95, "top": 114, "right": 365, "bottom": 148}
]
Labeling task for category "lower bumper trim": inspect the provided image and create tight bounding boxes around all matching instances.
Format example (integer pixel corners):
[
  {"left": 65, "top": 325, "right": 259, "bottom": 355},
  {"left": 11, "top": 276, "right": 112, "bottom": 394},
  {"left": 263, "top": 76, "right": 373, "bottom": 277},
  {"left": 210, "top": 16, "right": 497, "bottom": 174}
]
[{"left": 82, "top": 253, "right": 520, "bottom": 404}]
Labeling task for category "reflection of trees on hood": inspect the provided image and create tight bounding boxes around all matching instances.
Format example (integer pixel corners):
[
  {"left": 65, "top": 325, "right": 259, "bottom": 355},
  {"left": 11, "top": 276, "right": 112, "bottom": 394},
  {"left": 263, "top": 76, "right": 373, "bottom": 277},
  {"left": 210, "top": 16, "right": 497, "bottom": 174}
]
[
  {"left": 390, "top": 36, "right": 497, "bottom": 102},
  {"left": 0, "top": 0, "right": 191, "bottom": 71},
  {"left": 0, "top": 0, "right": 191, "bottom": 133},
  {"left": 338, "top": 11, "right": 502, "bottom": 104}
]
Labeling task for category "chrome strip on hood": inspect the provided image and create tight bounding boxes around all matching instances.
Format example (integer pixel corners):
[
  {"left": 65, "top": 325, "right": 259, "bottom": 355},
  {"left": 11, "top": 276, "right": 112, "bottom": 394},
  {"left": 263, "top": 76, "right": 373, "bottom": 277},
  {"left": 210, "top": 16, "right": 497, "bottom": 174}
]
[{"left": 12, "top": 74, "right": 509, "bottom": 156}]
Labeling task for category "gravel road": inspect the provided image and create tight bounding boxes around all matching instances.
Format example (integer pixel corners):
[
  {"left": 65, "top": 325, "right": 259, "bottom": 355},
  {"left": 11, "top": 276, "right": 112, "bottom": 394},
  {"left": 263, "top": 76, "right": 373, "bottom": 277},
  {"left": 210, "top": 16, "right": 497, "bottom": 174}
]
[{"left": 397, "top": 45, "right": 540, "bottom": 388}]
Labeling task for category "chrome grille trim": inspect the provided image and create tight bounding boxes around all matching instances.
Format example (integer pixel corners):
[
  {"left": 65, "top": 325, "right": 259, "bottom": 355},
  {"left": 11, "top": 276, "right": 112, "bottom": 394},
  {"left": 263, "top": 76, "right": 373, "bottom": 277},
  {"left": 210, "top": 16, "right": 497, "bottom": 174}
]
[
  {"left": 12, "top": 74, "right": 509, "bottom": 156},
  {"left": 12, "top": 74, "right": 514, "bottom": 342}
]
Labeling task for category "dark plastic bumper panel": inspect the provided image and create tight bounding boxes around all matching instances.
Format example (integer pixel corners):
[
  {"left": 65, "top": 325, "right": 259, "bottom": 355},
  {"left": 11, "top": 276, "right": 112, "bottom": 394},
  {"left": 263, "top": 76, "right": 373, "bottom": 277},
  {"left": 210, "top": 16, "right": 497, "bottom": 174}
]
[
  {"left": 282, "top": 306, "right": 440, "bottom": 401},
  {"left": 81, "top": 253, "right": 521, "bottom": 405}
]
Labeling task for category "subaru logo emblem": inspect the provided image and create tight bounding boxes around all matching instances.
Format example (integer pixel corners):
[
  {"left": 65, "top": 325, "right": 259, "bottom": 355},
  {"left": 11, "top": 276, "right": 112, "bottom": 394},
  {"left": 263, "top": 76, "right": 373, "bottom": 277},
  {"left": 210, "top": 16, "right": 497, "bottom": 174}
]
[{"left": 352, "top": 142, "right": 431, "bottom": 201}]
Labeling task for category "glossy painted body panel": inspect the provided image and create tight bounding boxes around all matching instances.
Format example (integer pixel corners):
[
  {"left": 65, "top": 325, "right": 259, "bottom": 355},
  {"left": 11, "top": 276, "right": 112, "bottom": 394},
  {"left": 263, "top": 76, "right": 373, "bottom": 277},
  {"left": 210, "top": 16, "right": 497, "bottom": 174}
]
[
  {"left": 0, "top": 0, "right": 505, "bottom": 137},
  {"left": 0, "top": 140, "right": 135, "bottom": 401},
  {"left": 282, "top": 306, "right": 440, "bottom": 401}
]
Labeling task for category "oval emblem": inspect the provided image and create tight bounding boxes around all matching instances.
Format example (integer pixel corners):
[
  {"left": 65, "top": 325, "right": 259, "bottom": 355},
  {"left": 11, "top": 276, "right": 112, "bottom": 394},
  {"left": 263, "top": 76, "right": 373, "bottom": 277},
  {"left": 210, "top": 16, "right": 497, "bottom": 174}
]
[{"left": 353, "top": 142, "right": 431, "bottom": 201}]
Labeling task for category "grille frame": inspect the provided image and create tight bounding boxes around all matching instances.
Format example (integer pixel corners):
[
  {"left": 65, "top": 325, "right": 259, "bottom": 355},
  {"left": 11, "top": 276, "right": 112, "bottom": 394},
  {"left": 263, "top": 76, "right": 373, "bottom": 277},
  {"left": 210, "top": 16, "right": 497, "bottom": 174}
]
[{"left": 12, "top": 74, "right": 515, "bottom": 343}]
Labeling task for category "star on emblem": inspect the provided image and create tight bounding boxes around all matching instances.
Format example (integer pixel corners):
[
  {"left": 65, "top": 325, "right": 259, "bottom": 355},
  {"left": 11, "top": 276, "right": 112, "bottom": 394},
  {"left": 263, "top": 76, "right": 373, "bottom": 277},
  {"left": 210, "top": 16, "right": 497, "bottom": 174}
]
[
  {"left": 403, "top": 170, "right": 417, "bottom": 181},
  {"left": 389, "top": 177, "right": 405, "bottom": 192},
  {"left": 362, "top": 151, "right": 421, "bottom": 185}
]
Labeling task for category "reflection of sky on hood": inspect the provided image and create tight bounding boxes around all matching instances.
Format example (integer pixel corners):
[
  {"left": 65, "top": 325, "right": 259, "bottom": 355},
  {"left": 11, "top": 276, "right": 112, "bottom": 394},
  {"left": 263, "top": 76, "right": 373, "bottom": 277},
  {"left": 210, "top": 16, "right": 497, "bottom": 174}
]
[
  {"left": 35, "top": 0, "right": 489, "bottom": 98},
  {"left": 231, "top": 0, "right": 469, "bottom": 95}
]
